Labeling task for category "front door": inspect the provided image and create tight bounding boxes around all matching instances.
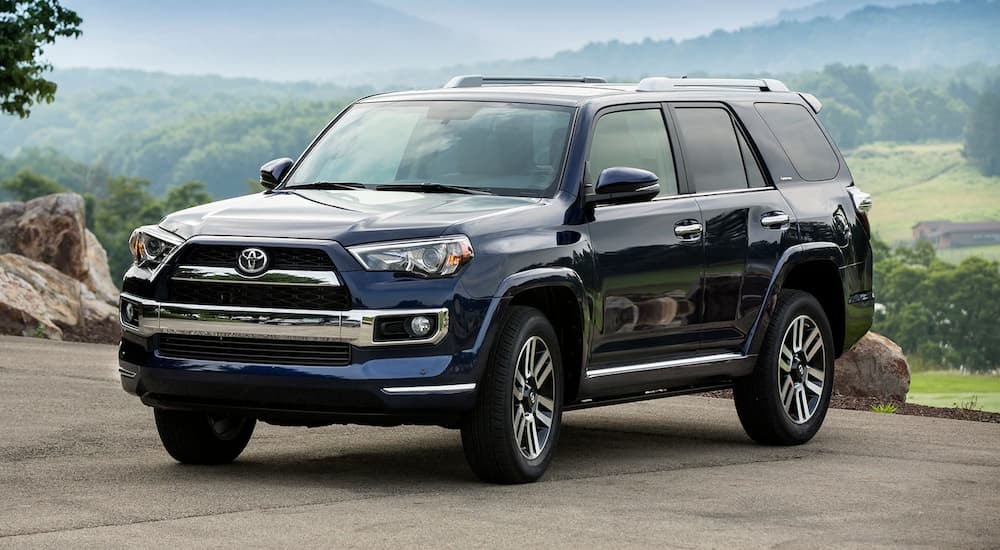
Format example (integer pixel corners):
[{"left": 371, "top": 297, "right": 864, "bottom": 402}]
[{"left": 585, "top": 106, "right": 706, "bottom": 370}]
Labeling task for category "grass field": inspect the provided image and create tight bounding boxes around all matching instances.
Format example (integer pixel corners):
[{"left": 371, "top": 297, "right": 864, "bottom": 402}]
[
  {"left": 844, "top": 142, "right": 1000, "bottom": 246},
  {"left": 908, "top": 371, "right": 1000, "bottom": 413}
]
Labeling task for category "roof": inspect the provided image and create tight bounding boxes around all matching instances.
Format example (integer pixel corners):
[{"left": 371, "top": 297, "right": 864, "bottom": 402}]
[
  {"left": 362, "top": 84, "right": 803, "bottom": 108},
  {"left": 360, "top": 75, "right": 810, "bottom": 108}
]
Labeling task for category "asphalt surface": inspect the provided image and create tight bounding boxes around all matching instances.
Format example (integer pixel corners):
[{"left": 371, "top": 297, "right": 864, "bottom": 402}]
[{"left": 1, "top": 335, "right": 998, "bottom": 549}]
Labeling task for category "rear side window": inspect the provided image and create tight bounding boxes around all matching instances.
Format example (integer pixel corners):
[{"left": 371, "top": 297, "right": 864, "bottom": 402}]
[
  {"left": 755, "top": 102, "right": 840, "bottom": 181},
  {"left": 673, "top": 107, "right": 753, "bottom": 193},
  {"left": 588, "top": 108, "right": 678, "bottom": 196}
]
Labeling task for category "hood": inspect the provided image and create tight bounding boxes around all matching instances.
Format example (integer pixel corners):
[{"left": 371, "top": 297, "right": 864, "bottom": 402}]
[{"left": 159, "top": 189, "right": 542, "bottom": 246}]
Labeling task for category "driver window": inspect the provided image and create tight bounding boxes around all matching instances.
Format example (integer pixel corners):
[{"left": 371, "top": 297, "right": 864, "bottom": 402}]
[{"left": 589, "top": 109, "right": 678, "bottom": 197}]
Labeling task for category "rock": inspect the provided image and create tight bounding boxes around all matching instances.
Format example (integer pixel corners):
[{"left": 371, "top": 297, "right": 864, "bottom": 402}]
[
  {"left": 0, "top": 253, "right": 81, "bottom": 329},
  {"left": 12, "top": 193, "right": 88, "bottom": 280},
  {"left": 834, "top": 332, "right": 910, "bottom": 402},
  {"left": 83, "top": 229, "right": 119, "bottom": 304},
  {"left": 65, "top": 287, "right": 121, "bottom": 344},
  {"left": 0, "top": 192, "right": 122, "bottom": 344},
  {"left": 0, "top": 267, "right": 64, "bottom": 339}
]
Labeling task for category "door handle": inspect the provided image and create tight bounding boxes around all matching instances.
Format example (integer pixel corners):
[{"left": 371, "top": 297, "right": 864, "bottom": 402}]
[
  {"left": 674, "top": 220, "right": 703, "bottom": 241},
  {"left": 760, "top": 211, "right": 790, "bottom": 229}
]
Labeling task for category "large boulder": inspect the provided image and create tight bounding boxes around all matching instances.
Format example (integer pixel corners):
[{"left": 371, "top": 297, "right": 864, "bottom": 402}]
[
  {"left": 11, "top": 193, "right": 89, "bottom": 279},
  {"left": 834, "top": 332, "right": 910, "bottom": 402},
  {"left": 0, "top": 193, "right": 121, "bottom": 344}
]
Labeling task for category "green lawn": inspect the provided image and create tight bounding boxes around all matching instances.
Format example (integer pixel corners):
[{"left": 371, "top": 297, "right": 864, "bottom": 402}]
[
  {"left": 844, "top": 142, "right": 1000, "bottom": 245},
  {"left": 908, "top": 371, "right": 1000, "bottom": 412},
  {"left": 935, "top": 243, "right": 1000, "bottom": 263}
]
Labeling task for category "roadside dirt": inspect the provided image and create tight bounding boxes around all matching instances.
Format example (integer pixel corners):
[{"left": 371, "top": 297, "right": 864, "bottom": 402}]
[{"left": 701, "top": 389, "right": 1000, "bottom": 423}]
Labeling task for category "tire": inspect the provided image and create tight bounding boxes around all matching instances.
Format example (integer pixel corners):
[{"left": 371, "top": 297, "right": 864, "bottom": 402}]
[
  {"left": 154, "top": 409, "right": 256, "bottom": 465},
  {"left": 461, "top": 306, "right": 563, "bottom": 484},
  {"left": 733, "top": 290, "right": 835, "bottom": 446}
]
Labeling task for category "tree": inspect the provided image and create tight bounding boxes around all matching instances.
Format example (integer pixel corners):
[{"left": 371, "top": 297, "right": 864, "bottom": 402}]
[
  {"left": 0, "top": 167, "right": 64, "bottom": 200},
  {"left": 964, "top": 79, "right": 1000, "bottom": 176},
  {"left": 92, "top": 176, "right": 163, "bottom": 281},
  {"left": 0, "top": 0, "right": 82, "bottom": 118},
  {"left": 164, "top": 181, "right": 213, "bottom": 213}
]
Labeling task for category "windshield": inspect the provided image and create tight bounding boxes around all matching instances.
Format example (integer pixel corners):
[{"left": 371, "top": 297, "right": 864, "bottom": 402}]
[{"left": 285, "top": 101, "right": 575, "bottom": 197}]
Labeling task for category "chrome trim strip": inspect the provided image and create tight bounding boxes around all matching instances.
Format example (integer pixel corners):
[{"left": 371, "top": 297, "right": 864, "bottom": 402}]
[
  {"left": 118, "top": 367, "right": 137, "bottom": 378},
  {"left": 586, "top": 353, "right": 746, "bottom": 378},
  {"left": 172, "top": 266, "right": 341, "bottom": 286},
  {"left": 119, "top": 292, "right": 448, "bottom": 347},
  {"left": 381, "top": 383, "right": 476, "bottom": 395}
]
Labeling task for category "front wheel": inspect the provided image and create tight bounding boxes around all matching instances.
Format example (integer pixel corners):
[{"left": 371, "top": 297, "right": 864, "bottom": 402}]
[
  {"left": 461, "top": 306, "right": 563, "bottom": 484},
  {"left": 733, "top": 290, "right": 835, "bottom": 446},
  {"left": 154, "top": 409, "right": 256, "bottom": 464}
]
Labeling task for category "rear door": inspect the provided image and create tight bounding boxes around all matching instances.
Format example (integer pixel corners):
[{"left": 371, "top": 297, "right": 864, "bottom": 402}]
[{"left": 668, "top": 102, "right": 794, "bottom": 354}]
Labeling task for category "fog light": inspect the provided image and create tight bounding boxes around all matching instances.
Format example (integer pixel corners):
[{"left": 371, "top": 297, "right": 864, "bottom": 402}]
[
  {"left": 121, "top": 300, "right": 141, "bottom": 326},
  {"left": 408, "top": 315, "right": 433, "bottom": 338}
]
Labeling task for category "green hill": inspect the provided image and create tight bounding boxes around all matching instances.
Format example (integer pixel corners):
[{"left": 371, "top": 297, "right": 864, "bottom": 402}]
[{"left": 845, "top": 142, "right": 1000, "bottom": 257}]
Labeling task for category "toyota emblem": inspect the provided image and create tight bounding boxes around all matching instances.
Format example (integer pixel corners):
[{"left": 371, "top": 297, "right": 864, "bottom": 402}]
[{"left": 237, "top": 247, "right": 269, "bottom": 275}]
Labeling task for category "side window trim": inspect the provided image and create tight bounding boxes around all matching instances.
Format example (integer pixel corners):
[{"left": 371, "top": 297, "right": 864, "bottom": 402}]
[{"left": 666, "top": 101, "right": 774, "bottom": 196}]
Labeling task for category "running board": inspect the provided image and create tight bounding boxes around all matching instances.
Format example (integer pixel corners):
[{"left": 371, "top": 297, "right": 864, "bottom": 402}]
[
  {"left": 564, "top": 383, "right": 732, "bottom": 411},
  {"left": 586, "top": 353, "right": 746, "bottom": 378}
]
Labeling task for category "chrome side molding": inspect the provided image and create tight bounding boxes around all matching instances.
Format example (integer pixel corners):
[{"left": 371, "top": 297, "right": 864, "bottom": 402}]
[
  {"left": 586, "top": 352, "right": 746, "bottom": 378},
  {"left": 381, "top": 383, "right": 476, "bottom": 395}
]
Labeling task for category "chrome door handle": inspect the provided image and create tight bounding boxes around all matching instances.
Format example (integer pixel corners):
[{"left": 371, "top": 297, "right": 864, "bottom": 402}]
[
  {"left": 760, "top": 212, "right": 790, "bottom": 229},
  {"left": 674, "top": 221, "right": 703, "bottom": 241}
]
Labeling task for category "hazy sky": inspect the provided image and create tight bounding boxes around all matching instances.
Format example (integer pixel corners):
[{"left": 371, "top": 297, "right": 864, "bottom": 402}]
[{"left": 43, "top": 0, "right": 831, "bottom": 80}]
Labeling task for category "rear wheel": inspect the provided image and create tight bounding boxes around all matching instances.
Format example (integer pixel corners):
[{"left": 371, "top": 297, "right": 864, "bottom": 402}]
[
  {"left": 154, "top": 409, "right": 255, "bottom": 464},
  {"left": 461, "top": 306, "right": 563, "bottom": 484},
  {"left": 734, "top": 290, "right": 835, "bottom": 445}
]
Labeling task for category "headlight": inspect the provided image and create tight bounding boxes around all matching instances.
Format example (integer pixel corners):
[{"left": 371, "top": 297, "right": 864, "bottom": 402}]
[
  {"left": 348, "top": 235, "right": 474, "bottom": 278},
  {"left": 128, "top": 225, "right": 183, "bottom": 267}
]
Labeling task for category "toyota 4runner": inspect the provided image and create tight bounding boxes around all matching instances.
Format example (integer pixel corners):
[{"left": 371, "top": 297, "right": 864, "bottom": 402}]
[{"left": 118, "top": 75, "right": 875, "bottom": 483}]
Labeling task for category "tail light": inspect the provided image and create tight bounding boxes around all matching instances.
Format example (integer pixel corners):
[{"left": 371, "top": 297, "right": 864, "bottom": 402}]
[{"left": 847, "top": 186, "right": 872, "bottom": 235}]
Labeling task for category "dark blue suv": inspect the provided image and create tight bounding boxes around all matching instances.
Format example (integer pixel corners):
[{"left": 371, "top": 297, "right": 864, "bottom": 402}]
[{"left": 118, "top": 75, "right": 874, "bottom": 483}]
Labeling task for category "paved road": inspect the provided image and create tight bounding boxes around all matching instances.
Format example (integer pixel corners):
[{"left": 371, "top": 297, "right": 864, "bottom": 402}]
[{"left": 1, "top": 335, "right": 998, "bottom": 549}]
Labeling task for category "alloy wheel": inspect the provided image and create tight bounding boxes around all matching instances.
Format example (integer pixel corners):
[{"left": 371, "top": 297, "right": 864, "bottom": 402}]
[
  {"left": 778, "top": 315, "right": 826, "bottom": 424},
  {"left": 511, "top": 335, "right": 556, "bottom": 460}
]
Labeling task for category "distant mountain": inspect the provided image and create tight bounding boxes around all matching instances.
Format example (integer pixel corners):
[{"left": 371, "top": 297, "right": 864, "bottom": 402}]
[
  {"left": 768, "top": 0, "right": 937, "bottom": 22},
  {"left": 363, "top": 0, "right": 999, "bottom": 87},
  {"left": 45, "top": 0, "right": 489, "bottom": 81}
]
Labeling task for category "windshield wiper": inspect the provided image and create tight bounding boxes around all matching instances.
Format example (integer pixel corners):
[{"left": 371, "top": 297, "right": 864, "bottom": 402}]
[
  {"left": 286, "top": 181, "right": 369, "bottom": 190},
  {"left": 374, "top": 183, "right": 493, "bottom": 195}
]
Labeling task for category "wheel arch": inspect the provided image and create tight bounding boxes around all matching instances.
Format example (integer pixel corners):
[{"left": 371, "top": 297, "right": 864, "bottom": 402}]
[
  {"left": 746, "top": 244, "right": 847, "bottom": 359},
  {"left": 476, "top": 268, "right": 591, "bottom": 404}
]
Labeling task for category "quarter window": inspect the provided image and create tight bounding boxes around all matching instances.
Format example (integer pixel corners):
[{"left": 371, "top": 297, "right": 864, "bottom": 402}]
[
  {"left": 588, "top": 109, "right": 678, "bottom": 197},
  {"left": 755, "top": 102, "right": 840, "bottom": 181},
  {"left": 673, "top": 107, "right": 761, "bottom": 193}
]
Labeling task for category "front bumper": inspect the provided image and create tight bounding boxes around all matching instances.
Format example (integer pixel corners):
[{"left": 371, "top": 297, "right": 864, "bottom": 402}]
[
  {"left": 118, "top": 293, "right": 495, "bottom": 424},
  {"left": 119, "top": 292, "right": 450, "bottom": 347}
]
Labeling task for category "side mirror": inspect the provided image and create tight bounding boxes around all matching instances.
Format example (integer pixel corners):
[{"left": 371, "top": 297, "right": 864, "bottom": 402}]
[
  {"left": 587, "top": 167, "right": 659, "bottom": 205},
  {"left": 260, "top": 158, "right": 294, "bottom": 189}
]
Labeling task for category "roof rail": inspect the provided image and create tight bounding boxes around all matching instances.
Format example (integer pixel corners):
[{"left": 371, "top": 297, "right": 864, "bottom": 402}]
[
  {"left": 636, "top": 77, "right": 790, "bottom": 93},
  {"left": 443, "top": 75, "right": 607, "bottom": 88}
]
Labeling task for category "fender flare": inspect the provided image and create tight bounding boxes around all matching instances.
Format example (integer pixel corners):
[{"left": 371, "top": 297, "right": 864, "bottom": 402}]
[
  {"left": 469, "top": 267, "right": 591, "bottom": 394},
  {"left": 744, "top": 243, "right": 845, "bottom": 358}
]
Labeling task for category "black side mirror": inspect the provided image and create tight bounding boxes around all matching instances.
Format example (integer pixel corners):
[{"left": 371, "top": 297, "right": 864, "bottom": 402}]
[
  {"left": 587, "top": 167, "right": 659, "bottom": 205},
  {"left": 260, "top": 158, "right": 294, "bottom": 189}
]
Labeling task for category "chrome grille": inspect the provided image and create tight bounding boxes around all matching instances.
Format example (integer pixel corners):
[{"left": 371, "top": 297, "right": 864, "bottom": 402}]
[{"left": 159, "top": 335, "right": 351, "bottom": 366}]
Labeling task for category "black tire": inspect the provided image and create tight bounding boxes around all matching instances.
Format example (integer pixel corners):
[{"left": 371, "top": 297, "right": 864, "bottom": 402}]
[
  {"left": 461, "top": 306, "right": 563, "bottom": 484},
  {"left": 154, "top": 409, "right": 256, "bottom": 465},
  {"left": 734, "top": 290, "right": 835, "bottom": 446}
]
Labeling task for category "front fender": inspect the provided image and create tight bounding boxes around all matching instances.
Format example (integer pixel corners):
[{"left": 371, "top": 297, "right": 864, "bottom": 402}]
[{"left": 465, "top": 267, "right": 591, "bottom": 397}]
